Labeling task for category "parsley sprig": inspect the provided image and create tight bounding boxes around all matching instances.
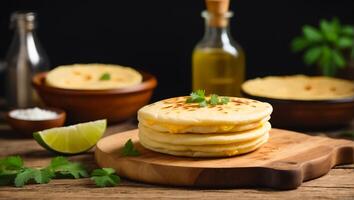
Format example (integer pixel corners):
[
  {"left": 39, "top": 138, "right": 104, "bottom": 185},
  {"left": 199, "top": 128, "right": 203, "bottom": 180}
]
[
  {"left": 0, "top": 156, "right": 120, "bottom": 187},
  {"left": 91, "top": 168, "right": 120, "bottom": 187},
  {"left": 45, "top": 156, "right": 88, "bottom": 179},
  {"left": 186, "top": 90, "right": 230, "bottom": 107},
  {"left": 121, "top": 139, "right": 140, "bottom": 156},
  {"left": 99, "top": 72, "right": 111, "bottom": 80}
]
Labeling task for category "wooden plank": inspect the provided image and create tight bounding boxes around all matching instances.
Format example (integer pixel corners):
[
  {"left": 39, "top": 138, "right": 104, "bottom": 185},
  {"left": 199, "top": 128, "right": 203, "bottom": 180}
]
[
  {"left": 0, "top": 167, "right": 353, "bottom": 200},
  {"left": 0, "top": 120, "right": 353, "bottom": 199}
]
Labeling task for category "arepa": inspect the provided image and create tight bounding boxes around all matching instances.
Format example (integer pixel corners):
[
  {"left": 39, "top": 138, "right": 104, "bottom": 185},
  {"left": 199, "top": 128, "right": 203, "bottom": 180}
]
[
  {"left": 138, "top": 95, "right": 273, "bottom": 157},
  {"left": 242, "top": 75, "right": 354, "bottom": 100},
  {"left": 138, "top": 96, "right": 272, "bottom": 133},
  {"left": 46, "top": 64, "right": 142, "bottom": 90}
]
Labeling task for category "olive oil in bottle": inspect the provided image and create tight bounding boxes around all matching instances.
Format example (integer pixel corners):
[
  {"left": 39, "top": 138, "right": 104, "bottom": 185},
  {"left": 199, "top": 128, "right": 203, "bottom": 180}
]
[{"left": 192, "top": 0, "right": 245, "bottom": 96}]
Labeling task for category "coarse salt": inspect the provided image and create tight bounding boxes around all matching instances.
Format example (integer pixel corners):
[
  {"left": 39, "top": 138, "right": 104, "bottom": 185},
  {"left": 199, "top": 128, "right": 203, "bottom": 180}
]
[{"left": 9, "top": 107, "right": 58, "bottom": 121}]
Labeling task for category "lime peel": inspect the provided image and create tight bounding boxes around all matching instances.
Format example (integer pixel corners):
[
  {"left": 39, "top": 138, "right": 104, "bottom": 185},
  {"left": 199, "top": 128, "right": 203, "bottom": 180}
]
[{"left": 33, "top": 119, "right": 107, "bottom": 154}]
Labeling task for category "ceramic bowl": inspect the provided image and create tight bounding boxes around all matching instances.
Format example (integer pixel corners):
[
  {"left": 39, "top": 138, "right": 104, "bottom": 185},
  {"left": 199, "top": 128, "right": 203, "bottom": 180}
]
[
  {"left": 32, "top": 71, "right": 157, "bottom": 124},
  {"left": 6, "top": 107, "right": 66, "bottom": 137},
  {"left": 241, "top": 90, "right": 354, "bottom": 129}
]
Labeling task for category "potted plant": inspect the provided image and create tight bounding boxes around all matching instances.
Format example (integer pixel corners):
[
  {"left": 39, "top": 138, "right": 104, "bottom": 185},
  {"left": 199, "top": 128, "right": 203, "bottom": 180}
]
[{"left": 291, "top": 18, "right": 354, "bottom": 79}]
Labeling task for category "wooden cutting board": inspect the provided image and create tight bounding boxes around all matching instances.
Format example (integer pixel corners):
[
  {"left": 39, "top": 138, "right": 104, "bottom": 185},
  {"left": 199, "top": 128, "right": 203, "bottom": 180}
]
[{"left": 95, "top": 128, "right": 354, "bottom": 190}]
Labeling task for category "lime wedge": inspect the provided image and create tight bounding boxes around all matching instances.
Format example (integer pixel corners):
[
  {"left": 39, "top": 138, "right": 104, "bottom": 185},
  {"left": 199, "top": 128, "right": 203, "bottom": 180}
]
[{"left": 33, "top": 119, "right": 106, "bottom": 154}]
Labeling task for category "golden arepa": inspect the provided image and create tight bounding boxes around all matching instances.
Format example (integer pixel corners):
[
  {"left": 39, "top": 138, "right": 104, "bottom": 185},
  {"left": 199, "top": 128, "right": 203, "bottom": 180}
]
[
  {"left": 138, "top": 95, "right": 272, "bottom": 157},
  {"left": 242, "top": 75, "right": 354, "bottom": 101},
  {"left": 138, "top": 96, "right": 272, "bottom": 134},
  {"left": 46, "top": 64, "right": 142, "bottom": 90}
]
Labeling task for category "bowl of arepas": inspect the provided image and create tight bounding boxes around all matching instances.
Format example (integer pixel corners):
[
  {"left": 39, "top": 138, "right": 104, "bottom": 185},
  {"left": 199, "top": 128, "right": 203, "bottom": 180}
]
[
  {"left": 32, "top": 64, "right": 157, "bottom": 123},
  {"left": 241, "top": 75, "right": 354, "bottom": 129}
]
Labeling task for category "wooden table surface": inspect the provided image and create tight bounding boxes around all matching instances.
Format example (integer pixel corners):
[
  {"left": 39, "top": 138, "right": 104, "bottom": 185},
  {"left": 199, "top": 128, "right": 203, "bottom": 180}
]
[{"left": 0, "top": 119, "right": 353, "bottom": 200}]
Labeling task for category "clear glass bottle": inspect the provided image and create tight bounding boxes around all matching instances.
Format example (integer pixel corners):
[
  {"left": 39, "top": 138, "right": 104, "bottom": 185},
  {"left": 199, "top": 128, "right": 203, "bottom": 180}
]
[
  {"left": 5, "top": 12, "right": 50, "bottom": 108},
  {"left": 192, "top": 2, "right": 245, "bottom": 96}
]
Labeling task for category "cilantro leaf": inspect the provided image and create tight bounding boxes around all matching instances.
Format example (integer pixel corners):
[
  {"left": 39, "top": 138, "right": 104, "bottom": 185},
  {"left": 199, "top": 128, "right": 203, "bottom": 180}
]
[
  {"left": 185, "top": 90, "right": 230, "bottom": 107},
  {"left": 0, "top": 156, "right": 24, "bottom": 172},
  {"left": 51, "top": 163, "right": 88, "bottom": 179},
  {"left": 220, "top": 97, "right": 230, "bottom": 104},
  {"left": 187, "top": 89, "right": 205, "bottom": 103},
  {"left": 46, "top": 156, "right": 88, "bottom": 179},
  {"left": 0, "top": 156, "right": 25, "bottom": 185},
  {"left": 209, "top": 94, "right": 219, "bottom": 105},
  {"left": 14, "top": 168, "right": 36, "bottom": 187},
  {"left": 91, "top": 168, "right": 120, "bottom": 187},
  {"left": 0, "top": 156, "right": 90, "bottom": 187},
  {"left": 49, "top": 156, "right": 69, "bottom": 169},
  {"left": 34, "top": 168, "right": 51, "bottom": 184},
  {"left": 99, "top": 72, "right": 111, "bottom": 81},
  {"left": 121, "top": 139, "right": 140, "bottom": 156},
  {"left": 14, "top": 168, "right": 52, "bottom": 187}
]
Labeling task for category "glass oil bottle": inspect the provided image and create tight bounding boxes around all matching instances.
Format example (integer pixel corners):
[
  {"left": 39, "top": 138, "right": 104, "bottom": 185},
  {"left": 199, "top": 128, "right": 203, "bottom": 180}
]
[{"left": 192, "top": 0, "right": 245, "bottom": 96}]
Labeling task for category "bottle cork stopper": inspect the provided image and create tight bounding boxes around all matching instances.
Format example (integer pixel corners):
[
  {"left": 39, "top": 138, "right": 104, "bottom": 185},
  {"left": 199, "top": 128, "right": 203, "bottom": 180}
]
[{"left": 205, "top": 0, "right": 230, "bottom": 27}]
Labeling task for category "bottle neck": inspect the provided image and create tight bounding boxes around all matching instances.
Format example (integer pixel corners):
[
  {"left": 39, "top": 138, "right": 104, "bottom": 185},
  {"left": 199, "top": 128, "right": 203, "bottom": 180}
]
[
  {"left": 7, "top": 14, "right": 43, "bottom": 67},
  {"left": 11, "top": 12, "right": 37, "bottom": 42},
  {"left": 200, "top": 11, "right": 235, "bottom": 46},
  {"left": 203, "top": 24, "right": 232, "bottom": 44}
]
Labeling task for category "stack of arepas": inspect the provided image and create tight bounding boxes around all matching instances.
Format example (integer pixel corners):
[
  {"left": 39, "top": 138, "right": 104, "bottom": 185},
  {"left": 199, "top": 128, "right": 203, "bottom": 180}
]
[{"left": 138, "top": 94, "right": 273, "bottom": 157}]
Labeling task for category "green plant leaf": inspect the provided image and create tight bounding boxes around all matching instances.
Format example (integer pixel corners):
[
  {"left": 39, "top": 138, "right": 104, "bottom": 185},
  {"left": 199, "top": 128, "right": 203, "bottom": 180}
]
[
  {"left": 337, "top": 37, "right": 353, "bottom": 49},
  {"left": 220, "top": 97, "right": 230, "bottom": 104},
  {"left": 14, "top": 168, "right": 36, "bottom": 187},
  {"left": 320, "top": 19, "right": 338, "bottom": 42},
  {"left": 91, "top": 168, "right": 120, "bottom": 187},
  {"left": 91, "top": 168, "right": 116, "bottom": 176},
  {"left": 186, "top": 90, "right": 205, "bottom": 103},
  {"left": 33, "top": 168, "right": 51, "bottom": 184},
  {"left": 331, "top": 18, "right": 341, "bottom": 33},
  {"left": 331, "top": 50, "right": 346, "bottom": 68},
  {"left": 209, "top": 94, "right": 219, "bottom": 105},
  {"left": 291, "top": 37, "right": 308, "bottom": 52},
  {"left": 99, "top": 72, "right": 111, "bottom": 81},
  {"left": 49, "top": 156, "right": 70, "bottom": 169},
  {"left": 319, "top": 46, "right": 334, "bottom": 76},
  {"left": 46, "top": 157, "right": 88, "bottom": 179},
  {"left": 341, "top": 25, "right": 354, "bottom": 36},
  {"left": 55, "top": 163, "right": 88, "bottom": 179},
  {"left": 303, "top": 47, "right": 322, "bottom": 65},
  {"left": 121, "top": 139, "right": 140, "bottom": 157},
  {"left": 0, "top": 156, "right": 24, "bottom": 172},
  {"left": 303, "top": 25, "right": 323, "bottom": 42}
]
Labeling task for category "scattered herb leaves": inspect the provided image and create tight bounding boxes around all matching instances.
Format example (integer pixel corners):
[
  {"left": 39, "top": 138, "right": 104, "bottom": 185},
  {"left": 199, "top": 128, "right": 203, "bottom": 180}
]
[
  {"left": 0, "top": 156, "right": 114, "bottom": 187},
  {"left": 0, "top": 156, "right": 23, "bottom": 171},
  {"left": 121, "top": 139, "right": 140, "bottom": 157},
  {"left": 14, "top": 168, "right": 51, "bottom": 187},
  {"left": 0, "top": 156, "right": 24, "bottom": 186},
  {"left": 99, "top": 72, "right": 111, "bottom": 81},
  {"left": 209, "top": 94, "right": 219, "bottom": 105},
  {"left": 220, "top": 97, "right": 230, "bottom": 104},
  {"left": 186, "top": 89, "right": 206, "bottom": 103},
  {"left": 91, "top": 168, "right": 120, "bottom": 187},
  {"left": 185, "top": 90, "right": 230, "bottom": 107},
  {"left": 46, "top": 156, "right": 88, "bottom": 179}
]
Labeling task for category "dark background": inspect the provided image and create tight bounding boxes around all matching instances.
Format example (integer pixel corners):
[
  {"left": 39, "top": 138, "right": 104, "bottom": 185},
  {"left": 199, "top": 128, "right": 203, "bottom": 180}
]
[{"left": 0, "top": 0, "right": 353, "bottom": 100}]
